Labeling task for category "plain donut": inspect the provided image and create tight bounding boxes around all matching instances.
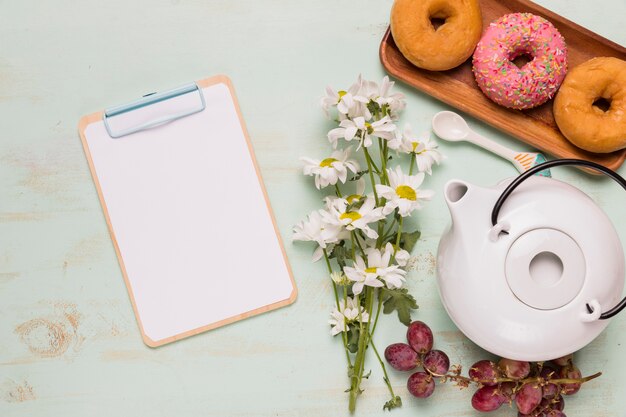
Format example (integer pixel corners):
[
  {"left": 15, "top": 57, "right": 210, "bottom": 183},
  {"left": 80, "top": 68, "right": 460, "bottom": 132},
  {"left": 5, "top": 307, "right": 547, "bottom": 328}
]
[
  {"left": 390, "top": 0, "right": 482, "bottom": 71},
  {"left": 554, "top": 57, "right": 626, "bottom": 153}
]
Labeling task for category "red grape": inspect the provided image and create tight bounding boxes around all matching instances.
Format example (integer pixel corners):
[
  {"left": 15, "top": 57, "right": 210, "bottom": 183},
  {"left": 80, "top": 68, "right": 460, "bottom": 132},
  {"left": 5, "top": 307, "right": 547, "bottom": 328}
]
[
  {"left": 552, "top": 354, "right": 573, "bottom": 367},
  {"left": 472, "top": 386, "right": 506, "bottom": 411},
  {"left": 553, "top": 395, "right": 565, "bottom": 411},
  {"left": 407, "top": 371, "right": 435, "bottom": 398},
  {"left": 542, "top": 382, "right": 558, "bottom": 400},
  {"left": 540, "top": 366, "right": 559, "bottom": 399},
  {"left": 469, "top": 360, "right": 499, "bottom": 386},
  {"left": 385, "top": 343, "right": 418, "bottom": 371},
  {"left": 423, "top": 349, "right": 450, "bottom": 375},
  {"left": 499, "top": 358, "right": 531, "bottom": 379},
  {"left": 515, "top": 383, "right": 542, "bottom": 414},
  {"left": 406, "top": 321, "right": 434, "bottom": 354},
  {"left": 499, "top": 381, "right": 517, "bottom": 401},
  {"left": 558, "top": 366, "right": 581, "bottom": 395}
]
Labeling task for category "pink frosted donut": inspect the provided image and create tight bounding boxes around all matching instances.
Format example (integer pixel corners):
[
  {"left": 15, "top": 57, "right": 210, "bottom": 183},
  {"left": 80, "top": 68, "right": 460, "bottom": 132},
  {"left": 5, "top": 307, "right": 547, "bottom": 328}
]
[{"left": 472, "top": 13, "right": 568, "bottom": 110}]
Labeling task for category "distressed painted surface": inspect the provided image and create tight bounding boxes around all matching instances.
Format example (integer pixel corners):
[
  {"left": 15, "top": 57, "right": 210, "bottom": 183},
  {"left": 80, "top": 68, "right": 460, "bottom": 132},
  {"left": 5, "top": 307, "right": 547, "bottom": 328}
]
[{"left": 0, "top": 0, "right": 625, "bottom": 416}]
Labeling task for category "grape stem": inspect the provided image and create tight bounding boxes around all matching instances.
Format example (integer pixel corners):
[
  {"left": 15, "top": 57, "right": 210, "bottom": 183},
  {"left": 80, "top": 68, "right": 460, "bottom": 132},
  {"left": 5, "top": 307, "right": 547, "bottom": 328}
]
[{"left": 421, "top": 361, "right": 602, "bottom": 387}]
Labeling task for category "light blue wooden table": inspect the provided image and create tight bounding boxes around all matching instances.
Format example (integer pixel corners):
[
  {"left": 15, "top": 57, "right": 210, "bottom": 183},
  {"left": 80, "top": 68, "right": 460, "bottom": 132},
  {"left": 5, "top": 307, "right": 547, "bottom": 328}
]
[{"left": 1, "top": 1, "right": 625, "bottom": 416}]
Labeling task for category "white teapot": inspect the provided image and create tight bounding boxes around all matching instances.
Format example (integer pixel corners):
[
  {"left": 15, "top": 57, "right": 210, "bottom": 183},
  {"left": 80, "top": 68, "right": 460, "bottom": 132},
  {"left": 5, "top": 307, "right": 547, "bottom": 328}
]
[{"left": 437, "top": 159, "right": 626, "bottom": 361}]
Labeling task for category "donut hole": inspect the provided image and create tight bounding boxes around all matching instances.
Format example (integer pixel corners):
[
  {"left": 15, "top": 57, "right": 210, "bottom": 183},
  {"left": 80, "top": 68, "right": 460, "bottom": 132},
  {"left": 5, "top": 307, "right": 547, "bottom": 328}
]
[
  {"left": 429, "top": 16, "right": 447, "bottom": 30},
  {"left": 510, "top": 53, "right": 533, "bottom": 69},
  {"left": 592, "top": 97, "right": 612, "bottom": 112},
  {"left": 428, "top": 8, "right": 451, "bottom": 31}
]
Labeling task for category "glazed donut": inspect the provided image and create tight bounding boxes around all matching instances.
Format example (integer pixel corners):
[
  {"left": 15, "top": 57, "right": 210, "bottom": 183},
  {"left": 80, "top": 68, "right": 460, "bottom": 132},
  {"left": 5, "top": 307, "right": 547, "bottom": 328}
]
[
  {"left": 472, "top": 13, "right": 568, "bottom": 110},
  {"left": 390, "top": 0, "right": 482, "bottom": 71},
  {"left": 554, "top": 57, "right": 626, "bottom": 153}
]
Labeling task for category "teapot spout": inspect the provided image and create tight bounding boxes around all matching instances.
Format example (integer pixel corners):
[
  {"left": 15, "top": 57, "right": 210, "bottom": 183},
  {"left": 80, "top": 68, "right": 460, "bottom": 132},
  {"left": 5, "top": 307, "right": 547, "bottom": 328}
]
[
  {"left": 444, "top": 180, "right": 470, "bottom": 205},
  {"left": 444, "top": 180, "right": 473, "bottom": 226}
]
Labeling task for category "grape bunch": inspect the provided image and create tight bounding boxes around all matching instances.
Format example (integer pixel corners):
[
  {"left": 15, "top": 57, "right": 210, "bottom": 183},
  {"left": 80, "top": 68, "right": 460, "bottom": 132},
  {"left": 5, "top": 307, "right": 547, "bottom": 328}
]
[
  {"left": 384, "top": 321, "right": 451, "bottom": 398},
  {"left": 469, "top": 356, "right": 579, "bottom": 416},
  {"left": 384, "top": 321, "right": 601, "bottom": 417}
]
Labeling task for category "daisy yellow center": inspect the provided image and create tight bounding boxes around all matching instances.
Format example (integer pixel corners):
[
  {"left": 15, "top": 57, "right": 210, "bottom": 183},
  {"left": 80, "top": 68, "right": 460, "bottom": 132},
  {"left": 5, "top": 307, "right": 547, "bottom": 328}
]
[
  {"left": 346, "top": 194, "right": 361, "bottom": 203},
  {"left": 340, "top": 211, "right": 362, "bottom": 222},
  {"left": 319, "top": 157, "right": 338, "bottom": 167},
  {"left": 396, "top": 185, "right": 417, "bottom": 201},
  {"left": 338, "top": 90, "right": 347, "bottom": 99},
  {"left": 365, "top": 267, "right": 377, "bottom": 274}
]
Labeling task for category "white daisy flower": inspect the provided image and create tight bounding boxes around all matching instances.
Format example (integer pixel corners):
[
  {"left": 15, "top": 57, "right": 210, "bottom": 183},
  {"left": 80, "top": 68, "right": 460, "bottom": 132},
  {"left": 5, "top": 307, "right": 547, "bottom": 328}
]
[
  {"left": 386, "top": 129, "right": 404, "bottom": 150},
  {"left": 329, "top": 297, "right": 369, "bottom": 336},
  {"left": 344, "top": 178, "right": 366, "bottom": 204},
  {"left": 360, "top": 239, "right": 410, "bottom": 267},
  {"left": 293, "top": 209, "right": 348, "bottom": 261},
  {"left": 375, "top": 166, "right": 434, "bottom": 217},
  {"left": 344, "top": 244, "right": 407, "bottom": 295},
  {"left": 376, "top": 76, "right": 406, "bottom": 119},
  {"left": 357, "top": 77, "right": 380, "bottom": 101},
  {"left": 394, "top": 246, "right": 411, "bottom": 267},
  {"left": 399, "top": 126, "right": 444, "bottom": 175},
  {"left": 330, "top": 271, "right": 350, "bottom": 286},
  {"left": 300, "top": 147, "right": 360, "bottom": 190},
  {"left": 320, "top": 81, "right": 357, "bottom": 116},
  {"left": 321, "top": 76, "right": 371, "bottom": 120},
  {"left": 322, "top": 196, "right": 384, "bottom": 239},
  {"left": 328, "top": 116, "right": 397, "bottom": 149},
  {"left": 363, "top": 116, "right": 397, "bottom": 147},
  {"left": 327, "top": 117, "right": 360, "bottom": 148}
]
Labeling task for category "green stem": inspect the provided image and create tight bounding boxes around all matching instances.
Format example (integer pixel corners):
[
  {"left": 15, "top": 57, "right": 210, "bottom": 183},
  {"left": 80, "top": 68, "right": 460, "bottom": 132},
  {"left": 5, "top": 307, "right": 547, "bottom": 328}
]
[
  {"left": 366, "top": 151, "right": 381, "bottom": 174},
  {"left": 382, "top": 217, "right": 397, "bottom": 241},
  {"left": 335, "top": 183, "right": 342, "bottom": 197},
  {"left": 409, "top": 153, "right": 416, "bottom": 176},
  {"left": 391, "top": 216, "right": 404, "bottom": 263},
  {"left": 323, "top": 249, "right": 352, "bottom": 367},
  {"left": 395, "top": 216, "right": 404, "bottom": 248},
  {"left": 350, "top": 232, "right": 356, "bottom": 260},
  {"left": 363, "top": 148, "right": 380, "bottom": 206},
  {"left": 377, "top": 138, "right": 386, "bottom": 184},
  {"left": 381, "top": 140, "right": 389, "bottom": 185},
  {"left": 349, "top": 289, "right": 371, "bottom": 413},
  {"left": 369, "top": 290, "right": 383, "bottom": 338},
  {"left": 352, "top": 231, "right": 366, "bottom": 257},
  {"left": 370, "top": 338, "right": 397, "bottom": 401}
]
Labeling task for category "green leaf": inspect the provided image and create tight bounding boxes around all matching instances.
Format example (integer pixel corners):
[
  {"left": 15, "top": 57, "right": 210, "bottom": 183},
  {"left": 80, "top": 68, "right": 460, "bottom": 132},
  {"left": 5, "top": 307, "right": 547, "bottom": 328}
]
[
  {"left": 400, "top": 230, "right": 421, "bottom": 252},
  {"left": 331, "top": 244, "right": 349, "bottom": 268},
  {"left": 381, "top": 288, "right": 418, "bottom": 326},
  {"left": 347, "top": 326, "right": 360, "bottom": 353},
  {"left": 367, "top": 100, "right": 381, "bottom": 116},
  {"left": 349, "top": 170, "right": 368, "bottom": 181},
  {"left": 383, "top": 395, "right": 402, "bottom": 411}
]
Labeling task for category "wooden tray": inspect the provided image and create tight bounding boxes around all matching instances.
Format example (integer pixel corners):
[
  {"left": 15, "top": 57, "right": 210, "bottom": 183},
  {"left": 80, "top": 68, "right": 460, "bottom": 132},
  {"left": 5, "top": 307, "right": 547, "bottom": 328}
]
[{"left": 380, "top": 0, "right": 626, "bottom": 171}]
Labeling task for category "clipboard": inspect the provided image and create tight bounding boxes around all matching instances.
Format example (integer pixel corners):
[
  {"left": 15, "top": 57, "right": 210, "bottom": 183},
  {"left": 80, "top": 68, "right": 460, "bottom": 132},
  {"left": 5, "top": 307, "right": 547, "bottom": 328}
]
[{"left": 78, "top": 75, "right": 297, "bottom": 347}]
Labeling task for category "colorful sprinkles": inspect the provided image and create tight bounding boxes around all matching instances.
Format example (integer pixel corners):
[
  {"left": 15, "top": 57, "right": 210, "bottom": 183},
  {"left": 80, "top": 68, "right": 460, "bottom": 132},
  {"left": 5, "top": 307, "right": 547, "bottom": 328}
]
[{"left": 472, "top": 13, "right": 568, "bottom": 110}]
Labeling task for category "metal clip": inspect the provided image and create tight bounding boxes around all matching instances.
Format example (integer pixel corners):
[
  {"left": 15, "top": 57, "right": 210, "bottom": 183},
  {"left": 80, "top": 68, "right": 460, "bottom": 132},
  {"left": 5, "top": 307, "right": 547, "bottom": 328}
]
[{"left": 103, "top": 83, "right": 206, "bottom": 138}]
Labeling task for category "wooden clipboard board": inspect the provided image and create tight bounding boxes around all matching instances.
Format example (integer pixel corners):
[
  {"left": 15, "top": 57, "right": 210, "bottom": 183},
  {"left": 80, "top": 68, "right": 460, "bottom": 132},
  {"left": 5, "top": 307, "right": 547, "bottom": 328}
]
[{"left": 78, "top": 76, "right": 297, "bottom": 347}]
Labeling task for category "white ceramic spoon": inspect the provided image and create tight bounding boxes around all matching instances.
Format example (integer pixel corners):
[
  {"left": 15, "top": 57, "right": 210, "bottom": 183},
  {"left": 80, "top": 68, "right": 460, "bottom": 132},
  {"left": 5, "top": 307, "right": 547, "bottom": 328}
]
[{"left": 432, "top": 111, "right": 550, "bottom": 176}]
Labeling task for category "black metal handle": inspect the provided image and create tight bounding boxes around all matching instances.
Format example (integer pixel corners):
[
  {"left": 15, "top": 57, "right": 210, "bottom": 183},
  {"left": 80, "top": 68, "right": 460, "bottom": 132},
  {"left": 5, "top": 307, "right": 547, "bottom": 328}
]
[{"left": 490, "top": 158, "right": 626, "bottom": 320}]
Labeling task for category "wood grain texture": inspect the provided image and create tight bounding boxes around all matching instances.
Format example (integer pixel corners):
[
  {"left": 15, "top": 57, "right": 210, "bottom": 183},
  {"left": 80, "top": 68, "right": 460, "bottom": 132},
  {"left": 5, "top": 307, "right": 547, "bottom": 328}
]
[
  {"left": 0, "top": 0, "right": 625, "bottom": 416},
  {"left": 380, "top": 0, "right": 626, "bottom": 170}
]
